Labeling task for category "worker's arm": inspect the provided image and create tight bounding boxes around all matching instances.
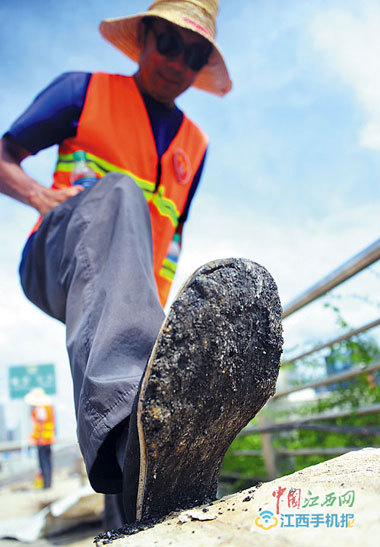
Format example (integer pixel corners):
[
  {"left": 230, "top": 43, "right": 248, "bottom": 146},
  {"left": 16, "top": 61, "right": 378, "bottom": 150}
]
[{"left": 0, "top": 135, "right": 83, "bottom": 216}]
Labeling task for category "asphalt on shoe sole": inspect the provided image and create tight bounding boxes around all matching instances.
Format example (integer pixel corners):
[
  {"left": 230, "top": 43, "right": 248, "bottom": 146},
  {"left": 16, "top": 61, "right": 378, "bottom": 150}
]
[{"left": 134, "top": 257, "right": 283, "bottom": 522}]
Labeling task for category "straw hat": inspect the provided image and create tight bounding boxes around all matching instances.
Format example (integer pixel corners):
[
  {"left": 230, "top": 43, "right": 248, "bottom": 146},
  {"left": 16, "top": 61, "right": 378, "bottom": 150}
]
[
  {"left": 24, "top": 387, "right": 52, "bottom": 406},
  {"left": 99, "top": 0, "right": 232, "bottom": 96}
]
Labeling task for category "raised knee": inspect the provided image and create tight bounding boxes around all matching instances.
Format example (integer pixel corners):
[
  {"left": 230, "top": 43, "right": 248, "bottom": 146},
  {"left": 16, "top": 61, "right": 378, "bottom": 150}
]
[{"left": 96, "top": 173, "right": 145, "bottom": 202}]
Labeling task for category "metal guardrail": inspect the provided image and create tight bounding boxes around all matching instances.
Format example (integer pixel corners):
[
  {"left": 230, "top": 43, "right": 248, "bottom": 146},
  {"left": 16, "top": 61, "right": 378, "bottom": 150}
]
[
  {"left": 240, "top": 403, "right": 380, "bottom": 435},
  {"left": 282, "top": 237, "right": 380, "bottom": 318},
  {"left": 282, "top": 317, "right": 380, "bottom": 365},
  {"left": 274, "top": 360, "right": 380, "bottom": 399},
  {"left": 231, "top": 446, "right": 380, "bottom": 457}
]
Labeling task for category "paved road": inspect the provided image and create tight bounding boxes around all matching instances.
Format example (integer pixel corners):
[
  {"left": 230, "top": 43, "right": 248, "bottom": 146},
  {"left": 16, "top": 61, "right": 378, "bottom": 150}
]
[
  {"left": 0, "top": 522, "right": 100, "bottom": 547},
  {"left": 0, "top": 444, "right": 81, "bottom": 488}
]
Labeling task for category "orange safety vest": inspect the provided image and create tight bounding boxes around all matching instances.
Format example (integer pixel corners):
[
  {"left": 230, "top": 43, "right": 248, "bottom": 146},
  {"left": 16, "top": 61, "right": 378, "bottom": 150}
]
[
  {"left": 32, "top": 73, "right": 208, "bottom": 306},
  {"left": 30, "top": 405, "right": 55, "bottom": 446}
]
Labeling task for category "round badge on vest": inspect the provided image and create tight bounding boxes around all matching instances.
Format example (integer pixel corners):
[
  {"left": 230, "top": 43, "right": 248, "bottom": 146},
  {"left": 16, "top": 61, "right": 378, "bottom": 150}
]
[{"left": 173, "top": 149, "right": 191, "bottom": 184}]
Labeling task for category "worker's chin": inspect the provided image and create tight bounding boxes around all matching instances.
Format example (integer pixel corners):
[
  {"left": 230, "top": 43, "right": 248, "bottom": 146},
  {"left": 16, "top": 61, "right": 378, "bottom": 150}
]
[{"left": 151, "top": 80, "right": 189, "bottom": 106}]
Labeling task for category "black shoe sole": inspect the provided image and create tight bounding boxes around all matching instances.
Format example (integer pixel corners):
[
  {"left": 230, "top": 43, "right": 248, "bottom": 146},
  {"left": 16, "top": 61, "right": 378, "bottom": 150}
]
[{"left": 129, "top": 258, "right": 282, "bottom": 522}]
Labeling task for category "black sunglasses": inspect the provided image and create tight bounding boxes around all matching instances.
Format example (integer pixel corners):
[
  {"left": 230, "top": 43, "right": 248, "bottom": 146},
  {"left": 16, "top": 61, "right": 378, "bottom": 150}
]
[{"left": 147, "top": 24, "right": 211, "bottom": 72}]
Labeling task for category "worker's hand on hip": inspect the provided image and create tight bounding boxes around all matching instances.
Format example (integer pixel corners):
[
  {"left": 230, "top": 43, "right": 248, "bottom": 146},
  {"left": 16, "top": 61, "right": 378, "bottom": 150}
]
[{"left": 29, "top": 184, "right": 85, "bottom": 216}]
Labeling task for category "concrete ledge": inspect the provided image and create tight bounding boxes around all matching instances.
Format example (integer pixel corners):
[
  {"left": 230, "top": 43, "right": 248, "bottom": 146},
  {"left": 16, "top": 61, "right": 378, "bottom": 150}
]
[{"left": 98, "top": 448, "right": 380, "bottom": 546}]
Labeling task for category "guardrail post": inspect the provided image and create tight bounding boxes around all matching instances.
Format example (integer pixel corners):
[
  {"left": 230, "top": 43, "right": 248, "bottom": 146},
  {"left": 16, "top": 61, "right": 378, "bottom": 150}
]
[{"left": 258, "top": 415, "right": 277, "bottom": 480}]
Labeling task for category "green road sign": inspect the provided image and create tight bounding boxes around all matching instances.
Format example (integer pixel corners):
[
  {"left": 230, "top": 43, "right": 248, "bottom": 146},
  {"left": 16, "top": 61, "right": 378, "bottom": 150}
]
[{"left": 8, "top": 364, "right": 56, "bottom": 399}]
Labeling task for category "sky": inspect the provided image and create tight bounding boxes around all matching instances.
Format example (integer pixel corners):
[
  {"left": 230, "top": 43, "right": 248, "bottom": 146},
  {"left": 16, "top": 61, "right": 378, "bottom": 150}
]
[{"left": 0, "top": 0, "right": 380, "bottom": 439}]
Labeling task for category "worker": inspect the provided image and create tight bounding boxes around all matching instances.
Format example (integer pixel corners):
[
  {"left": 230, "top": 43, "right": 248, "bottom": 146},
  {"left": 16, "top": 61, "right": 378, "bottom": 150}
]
[
  {"left": 25, "top": 388, "right": 55, "bottom": 489},
  {"left": 1, "top": 0, "right": 282, "bottom": 529}
]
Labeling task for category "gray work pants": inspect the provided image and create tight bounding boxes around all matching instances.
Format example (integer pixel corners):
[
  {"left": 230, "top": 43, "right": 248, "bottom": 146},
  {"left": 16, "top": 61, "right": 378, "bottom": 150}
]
[{"left": 20, "top": 173, "right": 165, "bottom": 494}]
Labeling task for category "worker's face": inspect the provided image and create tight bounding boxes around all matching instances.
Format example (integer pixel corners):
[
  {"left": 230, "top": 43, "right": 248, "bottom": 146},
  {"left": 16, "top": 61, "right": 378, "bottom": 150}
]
[{"left": 135, "top": 18, "right": 211, "bottom": 106}]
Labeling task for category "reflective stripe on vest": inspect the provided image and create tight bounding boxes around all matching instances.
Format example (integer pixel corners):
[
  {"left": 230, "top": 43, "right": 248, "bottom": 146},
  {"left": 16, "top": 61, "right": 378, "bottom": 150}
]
[
  {"left": 160, "top": 255, "right": 178, "bottom": 282},
  {"left": 32, "top": 73, "right": 208, "bottom": 306},
  {"left": 55, "top": 151, "right": 181, "bottom": 227}
]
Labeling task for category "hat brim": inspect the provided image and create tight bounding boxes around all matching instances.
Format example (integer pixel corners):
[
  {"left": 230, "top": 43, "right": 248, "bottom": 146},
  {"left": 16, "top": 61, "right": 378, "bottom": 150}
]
[
  {"left": 25, "top": 391, "right": 52, "bottom": 406},
  {"left": 99, "top": 13, "right": 232, "bottom": 97}
]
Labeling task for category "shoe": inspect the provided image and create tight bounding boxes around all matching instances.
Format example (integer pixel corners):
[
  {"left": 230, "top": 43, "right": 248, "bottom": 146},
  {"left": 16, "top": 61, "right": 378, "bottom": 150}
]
[{"left": 122, "top": 258, "right": 283, "bottom": 523}]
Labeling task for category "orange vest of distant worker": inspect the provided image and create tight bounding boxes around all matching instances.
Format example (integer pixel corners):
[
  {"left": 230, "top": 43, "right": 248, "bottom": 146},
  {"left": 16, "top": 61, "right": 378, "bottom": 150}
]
[
  {"left": 33, "top": 73, "right": 208, "bottom": 306},
  {"left": 30, "top": 405, "right": 55, "bottom": 446}
]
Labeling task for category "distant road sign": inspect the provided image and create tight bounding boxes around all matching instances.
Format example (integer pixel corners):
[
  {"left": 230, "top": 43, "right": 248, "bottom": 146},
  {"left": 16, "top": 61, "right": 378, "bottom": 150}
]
[{"left": 8, "top": 364, "right": 56, "bottom": 399}]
